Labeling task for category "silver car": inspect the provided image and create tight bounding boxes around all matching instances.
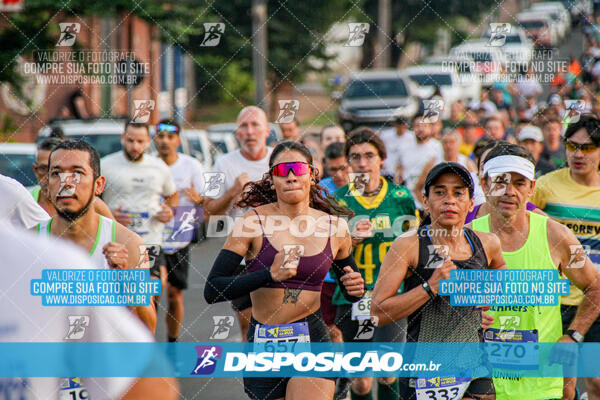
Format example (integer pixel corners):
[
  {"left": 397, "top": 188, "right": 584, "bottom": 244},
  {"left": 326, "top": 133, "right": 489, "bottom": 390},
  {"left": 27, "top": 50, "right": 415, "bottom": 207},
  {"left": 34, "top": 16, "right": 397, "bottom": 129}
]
[{"left": 337, "top": 70, "right": 420, "bottom": 132}]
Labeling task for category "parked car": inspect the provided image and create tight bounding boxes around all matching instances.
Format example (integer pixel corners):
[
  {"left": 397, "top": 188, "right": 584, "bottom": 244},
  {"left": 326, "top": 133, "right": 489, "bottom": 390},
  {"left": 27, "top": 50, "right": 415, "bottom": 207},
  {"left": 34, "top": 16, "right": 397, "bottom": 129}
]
[
  {"left": 0, "top": 142, "right": 37, "bottom": 187},
  {"left": 482, "top": 27, "right": 534, "bottom": 70},
  {"left": 402, "top": 65, "right": 466, "bottom": 119},
  {"left": 530, "top": 2, "right": 571, "bottom": 40},
  {"left": 337, "top": 70, "right": 420, "bottom": 131},
  {"left": 37, "top": 118, "right": 140, "bottom": 157},
  {"left": 425, "top": 55, "right": 482, "bottom": 102},
  {"left": 207, "top": 122, "right": 281, "bottom": 148},
  {"left": 516, "top": 12, "right": 559, "bottom": 48},
  {"left": 450, "top": 40, "right": 508, "bottom": 87}
]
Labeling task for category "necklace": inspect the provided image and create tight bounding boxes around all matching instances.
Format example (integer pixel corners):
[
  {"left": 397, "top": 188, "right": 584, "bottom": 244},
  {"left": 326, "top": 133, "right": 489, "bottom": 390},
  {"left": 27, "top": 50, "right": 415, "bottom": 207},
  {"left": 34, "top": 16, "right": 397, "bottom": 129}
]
[{"left": 362, "top": 178, "right": 383, "bottom": 196}]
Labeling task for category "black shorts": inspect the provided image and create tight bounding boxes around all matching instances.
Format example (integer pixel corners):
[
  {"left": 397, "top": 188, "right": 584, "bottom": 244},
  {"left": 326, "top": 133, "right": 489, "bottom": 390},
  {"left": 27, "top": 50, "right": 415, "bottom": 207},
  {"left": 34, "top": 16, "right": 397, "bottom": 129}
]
[
  {"left": 401, "top": 377, "right": 495, "bottom": 399},
  {"left": 334, "top": 304, "right": 407, "bottom": 342},
  {"left": 243, "top": 310, "right": 334, "bottom": 400},
  {"left": 562, "top": 304, "right": 600, "bottom": 341},
  {"left": 165, "top": 245, "right": 190, "bottom": 290}
]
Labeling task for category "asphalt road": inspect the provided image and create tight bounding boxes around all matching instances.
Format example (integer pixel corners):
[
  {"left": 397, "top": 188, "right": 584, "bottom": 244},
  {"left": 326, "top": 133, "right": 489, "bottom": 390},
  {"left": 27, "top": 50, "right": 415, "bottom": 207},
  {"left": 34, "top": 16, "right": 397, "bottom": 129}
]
[{"left": 155, "top": 236, "right": 248, "bottom": 400}]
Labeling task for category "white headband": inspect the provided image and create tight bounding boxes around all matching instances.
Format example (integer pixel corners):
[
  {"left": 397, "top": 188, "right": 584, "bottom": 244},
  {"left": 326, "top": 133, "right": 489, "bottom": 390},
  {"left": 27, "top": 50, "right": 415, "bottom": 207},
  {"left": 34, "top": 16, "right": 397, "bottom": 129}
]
[{"left": 483, "top": 155, "right": 535, "bottom": 181}]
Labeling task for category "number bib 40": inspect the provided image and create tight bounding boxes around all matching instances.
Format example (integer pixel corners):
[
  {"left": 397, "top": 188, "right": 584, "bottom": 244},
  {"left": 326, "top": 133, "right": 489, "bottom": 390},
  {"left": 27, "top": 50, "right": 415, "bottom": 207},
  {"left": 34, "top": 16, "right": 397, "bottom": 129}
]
[
  {"left": 415, "top": 375, "right": 470, "bottom": 400},
  {"left": 125, "top": 211, "right": 151, "bottom": 235},
  {"left": 253, "top": 321, "right": 310, "bottom": 353},
  {"left": 352, "top": 291, "right": 372, "bottom": 320},
  {"left": 484, "top": 328, "right": 539, "bottom": 370},
  {"left": 59, "top": 377, "right": 88, "bottom": 400}
]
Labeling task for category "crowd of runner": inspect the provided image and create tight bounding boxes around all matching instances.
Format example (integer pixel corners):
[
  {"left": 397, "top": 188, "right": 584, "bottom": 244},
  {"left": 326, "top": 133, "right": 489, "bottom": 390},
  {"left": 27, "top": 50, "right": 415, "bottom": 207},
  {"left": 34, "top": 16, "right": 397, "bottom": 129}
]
[{"left": 3, "top": 17, "right": 600, "bottom": 400}]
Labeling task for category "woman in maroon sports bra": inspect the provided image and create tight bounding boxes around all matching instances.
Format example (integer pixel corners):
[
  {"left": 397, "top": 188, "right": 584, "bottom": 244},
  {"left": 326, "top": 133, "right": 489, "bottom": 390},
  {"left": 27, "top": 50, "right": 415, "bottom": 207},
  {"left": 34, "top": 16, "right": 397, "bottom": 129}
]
[{"left": 205, "top": 141, "right": 365, "bottom": 400}]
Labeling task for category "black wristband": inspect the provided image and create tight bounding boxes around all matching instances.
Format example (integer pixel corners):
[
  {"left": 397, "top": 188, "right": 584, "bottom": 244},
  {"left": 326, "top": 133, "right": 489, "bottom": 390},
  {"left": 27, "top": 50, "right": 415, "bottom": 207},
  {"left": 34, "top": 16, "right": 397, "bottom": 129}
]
[{"left": 422, "top": 281, "right": 436, "bottom": 300}]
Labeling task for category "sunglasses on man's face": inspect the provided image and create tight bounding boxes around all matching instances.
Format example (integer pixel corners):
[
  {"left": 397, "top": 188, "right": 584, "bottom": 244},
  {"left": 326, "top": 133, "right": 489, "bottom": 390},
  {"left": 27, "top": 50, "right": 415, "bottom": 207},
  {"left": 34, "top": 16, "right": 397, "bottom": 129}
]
[
  {"left": 156, "top": 123, "right": 179, "bottom": 134},
  {"left": 271, "top": 162, "right": 311, "bottom": 177},
  {"left": 565, "top": 141, "right": 598, "bottom": 154}
]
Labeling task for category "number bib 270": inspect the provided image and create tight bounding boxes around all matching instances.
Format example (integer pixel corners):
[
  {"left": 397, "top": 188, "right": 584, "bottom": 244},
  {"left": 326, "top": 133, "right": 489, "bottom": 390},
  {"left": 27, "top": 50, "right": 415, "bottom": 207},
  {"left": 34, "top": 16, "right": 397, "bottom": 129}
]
[
  {"left": 484, "top": 328, "right": 539, "bottom": 370},
  {"left": 59, "top": 377, "right": 88, "bottom": 400},
  {"left": 415, "top": 376, "right": 470, "bottom": 400},
  {"left": 351, "top": 291, "right": 371, "bottom": 320},
  {"left": 253, "top": 321, "right": 310, "bottom": 353}
]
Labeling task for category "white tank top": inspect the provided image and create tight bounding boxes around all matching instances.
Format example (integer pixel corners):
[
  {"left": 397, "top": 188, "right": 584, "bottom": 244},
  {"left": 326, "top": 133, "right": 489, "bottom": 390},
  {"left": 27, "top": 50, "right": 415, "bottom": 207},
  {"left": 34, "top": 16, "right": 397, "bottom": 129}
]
[{"left": 36, "top": 214, "right": 115, "bottom": 268}]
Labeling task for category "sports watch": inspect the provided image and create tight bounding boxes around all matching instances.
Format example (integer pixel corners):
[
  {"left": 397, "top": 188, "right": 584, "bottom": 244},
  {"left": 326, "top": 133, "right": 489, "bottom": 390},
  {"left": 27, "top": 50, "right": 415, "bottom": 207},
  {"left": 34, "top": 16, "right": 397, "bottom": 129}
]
[{"left": 567, "top": 329, "right": 584, "bottom": 343}]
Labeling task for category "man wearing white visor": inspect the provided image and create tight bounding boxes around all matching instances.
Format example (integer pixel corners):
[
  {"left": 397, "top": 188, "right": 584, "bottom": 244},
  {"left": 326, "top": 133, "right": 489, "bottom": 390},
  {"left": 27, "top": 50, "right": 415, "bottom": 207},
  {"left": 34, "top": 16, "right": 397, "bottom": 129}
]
[{"left": 469, "top": 142, "right": 600, "bottom": 400}]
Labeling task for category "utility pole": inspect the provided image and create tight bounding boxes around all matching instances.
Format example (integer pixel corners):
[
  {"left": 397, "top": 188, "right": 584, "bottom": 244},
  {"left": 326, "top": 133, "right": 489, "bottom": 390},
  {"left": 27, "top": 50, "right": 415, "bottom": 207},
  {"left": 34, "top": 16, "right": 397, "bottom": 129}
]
[
  {"left": 375, "top": 0, "right": 391, "bottom": 68},
  {"left": 252, "top": 0, "right": 267, "bottom": 109}
]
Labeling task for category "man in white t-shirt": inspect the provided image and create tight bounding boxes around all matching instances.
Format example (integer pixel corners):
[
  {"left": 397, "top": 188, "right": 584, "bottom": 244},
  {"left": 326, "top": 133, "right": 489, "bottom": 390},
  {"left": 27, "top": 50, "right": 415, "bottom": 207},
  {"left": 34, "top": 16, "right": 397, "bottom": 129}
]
[
  {"left": 0, "top": 226, "right": 177, "bottom": 400},
  {"left": 101, "top": 121, "right": 179, "bottom": 286},
  {"left": 399, "top": 113, "right": 443, "bottom": 208},
  {"left": 203, "top": 105, "right": 273, "bottom": 341},
  {"left": 379, "top": 117, "right": 415, "bottom": 180},
  {"left": 0, "top": 174, "right": 49, "bottom": 230},
  {"left": 154, "top": 119, "right": 205, "bottom": 343}
]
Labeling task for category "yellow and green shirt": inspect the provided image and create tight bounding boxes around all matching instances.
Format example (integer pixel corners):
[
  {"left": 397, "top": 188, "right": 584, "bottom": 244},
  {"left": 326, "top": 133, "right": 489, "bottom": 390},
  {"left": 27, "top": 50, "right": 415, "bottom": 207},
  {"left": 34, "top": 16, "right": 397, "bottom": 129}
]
[{"left": 530, "top": 167, "right": 600, "bottom": 306}]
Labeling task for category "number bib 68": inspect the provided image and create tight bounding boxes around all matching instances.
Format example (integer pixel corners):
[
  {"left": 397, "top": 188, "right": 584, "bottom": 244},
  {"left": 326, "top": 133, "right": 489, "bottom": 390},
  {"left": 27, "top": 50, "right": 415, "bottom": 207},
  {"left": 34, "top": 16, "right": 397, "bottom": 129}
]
[
  {"left": 415, "top": 376, "right": 470, "bottom": 400},
  {"left": 352, "top": 291, "right": 371, "bottom": 320}
]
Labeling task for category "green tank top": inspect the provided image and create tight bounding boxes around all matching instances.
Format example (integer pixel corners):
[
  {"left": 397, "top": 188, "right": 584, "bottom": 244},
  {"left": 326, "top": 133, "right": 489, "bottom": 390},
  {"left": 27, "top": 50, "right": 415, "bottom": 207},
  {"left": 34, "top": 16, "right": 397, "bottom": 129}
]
[
  {"left": 472, "top": 212, "right": 563, "bottom": 400},
  {"left": 331, "top": 178, "right": 417, "bottom": 305},
  {"left": 30, "top": 185, "right": 41, "bottom": 202}
]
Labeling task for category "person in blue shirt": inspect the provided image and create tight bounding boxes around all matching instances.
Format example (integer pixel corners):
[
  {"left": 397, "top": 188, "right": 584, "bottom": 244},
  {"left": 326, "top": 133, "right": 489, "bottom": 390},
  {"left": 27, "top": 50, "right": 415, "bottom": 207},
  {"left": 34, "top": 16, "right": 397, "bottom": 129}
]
[{"left": 319, "top": 142, "right": 349, "bottom": 196}]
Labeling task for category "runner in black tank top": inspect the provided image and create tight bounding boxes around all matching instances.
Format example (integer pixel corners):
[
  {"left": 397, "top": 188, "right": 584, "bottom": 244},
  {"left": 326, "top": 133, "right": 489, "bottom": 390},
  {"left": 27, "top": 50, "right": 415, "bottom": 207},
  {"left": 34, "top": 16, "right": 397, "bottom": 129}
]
[
  {"left": 372, "top": 162, "right": 506, "bottom": 400},
  {"left": 404, "top": 224, "right": 488, "bottom": 343}
]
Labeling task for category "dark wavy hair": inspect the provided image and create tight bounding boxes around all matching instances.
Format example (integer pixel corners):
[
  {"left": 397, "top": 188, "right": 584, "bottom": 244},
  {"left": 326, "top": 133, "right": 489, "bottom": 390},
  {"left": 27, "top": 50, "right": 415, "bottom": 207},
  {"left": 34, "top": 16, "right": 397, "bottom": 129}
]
[{"left": 236, "top": 141, "right": 354, "bottom": 217}]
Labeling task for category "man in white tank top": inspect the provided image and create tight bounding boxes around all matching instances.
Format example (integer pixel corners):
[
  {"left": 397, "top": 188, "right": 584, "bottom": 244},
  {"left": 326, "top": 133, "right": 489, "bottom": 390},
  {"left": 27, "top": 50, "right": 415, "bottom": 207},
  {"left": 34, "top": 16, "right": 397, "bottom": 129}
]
[{"left": 34, "top": 139, "right": 157, "bottom": 333}]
